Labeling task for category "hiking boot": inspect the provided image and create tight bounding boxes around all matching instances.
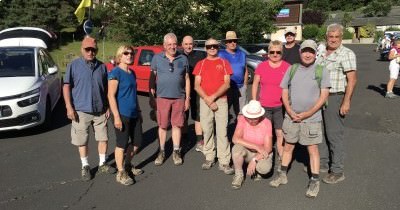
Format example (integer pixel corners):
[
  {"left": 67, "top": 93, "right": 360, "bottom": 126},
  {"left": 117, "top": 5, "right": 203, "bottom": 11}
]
[
  {"left": 231, "top": 174, "right": 244, "bottom": 190},
  {"left": 306, "top": 179, "right": 320, "bottom": 198},
  {"left": 172, "top": 149, "right": 183, "bottom": 165},
  {"left": 116, "top": 171, "right": 134, "bottom": 186},
  {"left": 269, "top": 171, "right": 288, "bottom": 188},
  {"left": 218, "top": 164, "right": 234, "bottom": 175},
  {"left": 252, "top": 173, "right": 263, "bottom": 181},
  {"left": 201, "top": 160, "right": 215, "bottom": 170},
  {"left": 322, "top": 173, "right": 345, "bottom": 184},
  {"left": 98, "top": 164, "right": 116, "bottom": 174},
  {"left": 275, "top": 157, "right": 282, "bottom": 172},
  {"left": 81, "top": 165, "right": 91, "bottom": 181},
  {"left": 303, "top": 165, "right": 329, "bottom": 173},
  {"left": 385, "top": 92, "right": 398, "bottom": 99},
  {"left": 195, "top": 140, "right": 204, "bottom": 152},
  {"left": 154, "top": 150, "right": 165, "bottom": 166},
  {"left": 124, "top": 163, "right": 144, "bottom": 176}
]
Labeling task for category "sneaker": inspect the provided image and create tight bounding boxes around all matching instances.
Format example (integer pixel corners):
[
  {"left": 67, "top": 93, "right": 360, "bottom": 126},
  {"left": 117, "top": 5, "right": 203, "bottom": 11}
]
[
  {"left": 231, "top": 174, "right": 244, "bottom": 190},
  {"left": 303, "top": 165, "right": 329, "bottom": 173},
  {"left": 218, "top": 164, "right": 234, "bottom": 175},
  {"left": 269, "top": 171, "right": 288, "bottom": 188},
  {"left": 201, "top": 160, "right": 215, "bottom": 170},
  {"left": 195, "top": 140, "right": 204, "bottom": 152},
  {"left": 172, "top": 149, "right": 183, "bottom": 165},
  {"left": 252, "top": 173, "right": 263, "bottom": 181},
  {"left": 385, "top": 92, "right": 398, "bottom": 99},
  {"left": 98, "top": 164, "right": 116, "bottom": 174},
  {"left": 116, "top": 171, "right": 134, "bottom": 186},
  {"left": 306, "top": 179, "right": 320, "bottom": 198},
  {"left": 124, "top": 163, "right": 144, "bottom": 176},
  {"left": 322, "top": 173, "right": 345, "bottom": 184},
  {"left": 154, "top": 150, "right": 165, "bottom": 166},
  {"left": 81, "top": 165, "right": 91, "bottom": 181}
]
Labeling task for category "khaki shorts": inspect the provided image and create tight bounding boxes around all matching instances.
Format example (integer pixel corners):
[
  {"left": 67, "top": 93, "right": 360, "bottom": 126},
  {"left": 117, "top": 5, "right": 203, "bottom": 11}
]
[
  {"left": 282, "top": 117, "right": 322, "bottom": 146},
  {"left": 71, "top": 111, "right": 108, "bottom": 146},
  {"left": 232, "top": 144, "right": 273, "bottom": 175}
]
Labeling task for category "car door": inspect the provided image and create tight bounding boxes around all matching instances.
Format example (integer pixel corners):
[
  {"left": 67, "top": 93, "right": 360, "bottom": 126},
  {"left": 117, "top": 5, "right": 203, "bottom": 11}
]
[
  {"left": 38, "top": 49, "right": 60, "bottom": 109},
  {"left": 133, "top": 48, "right": 155, "bottom": 92}
]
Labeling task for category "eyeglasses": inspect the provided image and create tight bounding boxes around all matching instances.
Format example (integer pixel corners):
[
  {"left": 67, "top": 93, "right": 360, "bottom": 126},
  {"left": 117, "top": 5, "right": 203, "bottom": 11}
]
[
  {"left": 123, "top": 51, "right": 134, "bottom": 56},
  {"left": 169, "top": 62, "right": 174, "bottom": 72},
  {"left": 269, "top": 51, "right": 282, "bottom": 55},
  {"left": 84, "top": 47, "right": 97, "bottom": 53},
  {"left": 205, "top": 44, "right": 219, "bottom": 50},
  {"left": 226, "top": 40, "right": 237, "bottom": 44}
]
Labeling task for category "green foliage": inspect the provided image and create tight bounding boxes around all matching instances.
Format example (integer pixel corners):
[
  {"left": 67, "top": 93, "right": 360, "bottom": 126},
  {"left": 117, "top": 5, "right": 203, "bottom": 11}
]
[
  {"left": 302, "top": 24, "right": 320, "bottom": 40},
  {"left": 359, "top": 23, "right": 376, "bottom": 38},
  {"left": 385, "top": 27, "right": 400, "bottom": 31},
  {"left": 342, "top": 12, "right": 353, "bottom": 27},
  {"left": 363, "top": 0, "right": 392, "bottom": 17},
  {"left": 317, "top": 27, "right": 327, "bottom": 42},
  {"left": 343, "top": 29, "right": 354, "bottom": 39},
  {"left": 375, "top": 30, "right": 384, "bottom": 42}
]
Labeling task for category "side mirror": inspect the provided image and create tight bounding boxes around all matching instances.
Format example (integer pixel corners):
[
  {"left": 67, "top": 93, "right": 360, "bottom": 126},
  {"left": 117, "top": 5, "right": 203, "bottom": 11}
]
[{"left": 48, "top": 66, "right": 58, "bottom": 74}]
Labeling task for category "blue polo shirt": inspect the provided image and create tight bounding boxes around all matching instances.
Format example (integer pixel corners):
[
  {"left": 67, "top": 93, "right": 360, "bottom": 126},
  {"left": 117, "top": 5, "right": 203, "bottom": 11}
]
[
  {"left": 218, "top": 48, "right": 246, "bottom": 88},
  {"left": 108, "top": 67, "right": 138, "bottom": 118},
  {"left": 151, "top": 52, "right": 189, "bottom": 98},
  {"left": 64, "top": 57, "right": 108, "bottom": 113}
]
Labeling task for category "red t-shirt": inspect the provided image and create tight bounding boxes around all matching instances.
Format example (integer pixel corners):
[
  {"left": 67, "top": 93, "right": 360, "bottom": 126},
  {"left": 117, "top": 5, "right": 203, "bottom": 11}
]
[
  {"left": 255, "top": 60, "right": 290, "bottom": 107},
  {"left": 192, "top": 58, "right": 233, "bottom": 97}
]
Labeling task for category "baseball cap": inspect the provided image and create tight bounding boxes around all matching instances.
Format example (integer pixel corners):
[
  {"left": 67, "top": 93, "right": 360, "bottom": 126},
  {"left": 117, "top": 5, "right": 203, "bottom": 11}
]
[{"left": 300, "top": 40, "right": 317, "bottom": 52}]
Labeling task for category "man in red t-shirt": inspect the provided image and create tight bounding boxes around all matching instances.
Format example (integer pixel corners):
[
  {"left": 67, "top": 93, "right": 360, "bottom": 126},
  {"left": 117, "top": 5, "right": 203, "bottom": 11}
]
[{"left": 193, "top": 38, "right": 234, "bottom": 175}]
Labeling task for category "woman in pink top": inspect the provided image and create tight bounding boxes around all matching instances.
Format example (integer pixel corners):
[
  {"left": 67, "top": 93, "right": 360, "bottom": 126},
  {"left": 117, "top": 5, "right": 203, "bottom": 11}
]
[
  {"left": 251, "top": 40, "right": 290, "bottom": 163},
  {"left": 231, "top": 100, "right": 273, "bottom": 189}
]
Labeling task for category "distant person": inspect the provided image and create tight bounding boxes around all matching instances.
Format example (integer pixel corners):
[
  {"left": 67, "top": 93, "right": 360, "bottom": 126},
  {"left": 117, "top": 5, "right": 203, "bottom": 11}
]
[
  {"left": 316, "top": 23, "right": 357, "bottom": 184},
  {"left": 385, "top": 39, "right": 400, "bottom": 98},
  {"left": 231, "top": 100, "right": 273, "bottom": 189},
  {"left": 218, "top": 31, "right": 248, "bottom": 122},
  {"left": 193, "top": 38, "right": 234, "bottom": 174},
  {"left": 149, "top": 33, "right": 190, "bottom": 166},
  {"left": 252, "top": 40, "right": 290, "bottom": 167},
  {"left": 270, "top": 40, "right": 330, "bottom": 198},
  {"left": 282, "top": 27, "right": 301, "bottom": 65},
  {"left": 108, "top": 45, "right": 143, "bottom": 186},
  {"left": 63, "top": 36, "right": 115, "bottom": 181},
  {"left": 182, "top": 35, "right": 206, "bottom": 152}
]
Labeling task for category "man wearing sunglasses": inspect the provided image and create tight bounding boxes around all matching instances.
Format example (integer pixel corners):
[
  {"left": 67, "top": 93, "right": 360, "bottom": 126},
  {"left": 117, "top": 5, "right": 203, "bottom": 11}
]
[
  {"left": 63, "top": 36, "right": 115, "bottom": 181},
  {"left": 149, "top": 33, "right": 190, "bottom": 166},
  {"left": 282, "top": 27, "right": 301, "bottom": 65},
  {"left": 218, "top": 31, "right": 248, "bottom": 123}
]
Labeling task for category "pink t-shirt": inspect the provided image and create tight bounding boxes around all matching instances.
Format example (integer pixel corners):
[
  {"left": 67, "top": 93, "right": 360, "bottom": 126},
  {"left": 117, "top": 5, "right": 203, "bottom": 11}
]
[
  {"left": 255, "top": 60, "right": 290, "bottom": 107},
  {"left": 235, "top": 115, "right": 272, "bottom": 146}
]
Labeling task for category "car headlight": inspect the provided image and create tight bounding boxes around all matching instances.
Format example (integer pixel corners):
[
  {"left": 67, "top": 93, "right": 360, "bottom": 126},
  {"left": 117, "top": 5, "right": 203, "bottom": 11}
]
[
  {"left": 20, "top": 88, "right": 40, "bottom": 98},
  {"left": 17, "top": 88, "right": 40, "bottom": 107}
]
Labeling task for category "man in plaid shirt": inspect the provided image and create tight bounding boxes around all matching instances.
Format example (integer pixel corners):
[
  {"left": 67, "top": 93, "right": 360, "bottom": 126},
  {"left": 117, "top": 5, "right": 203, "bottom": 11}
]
[{"left": 316, "top": 23, "right": 357, "bottom": 184}]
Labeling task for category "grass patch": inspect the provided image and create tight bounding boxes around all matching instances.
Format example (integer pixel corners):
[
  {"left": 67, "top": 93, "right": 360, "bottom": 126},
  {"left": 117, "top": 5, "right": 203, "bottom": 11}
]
[{"left": 50, "top": 40, "right": 124, "bottom": 74}]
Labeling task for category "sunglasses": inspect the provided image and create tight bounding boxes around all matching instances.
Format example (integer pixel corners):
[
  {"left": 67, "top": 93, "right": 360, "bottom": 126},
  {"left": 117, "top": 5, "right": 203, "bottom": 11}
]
[
  {"left": 123, "top": 51, "right": 134, "bottom": 56},
  {"left": 226, "top": 40, "right": 237, "bottom": 44},
  {"left": 169, "top": 62, "right": 174, "bottom": 72},
  {"left": 269, "top": 51, "right": 282, "bottom": 55},
  {"left": 285, "top": 33, "right": 295, "bottom": 37},
  {"left": 84, "top": 47, "right": 97, "bottom": 53},
  {"left": 205, "top": 44, "right": 219, "bottom": 50}
]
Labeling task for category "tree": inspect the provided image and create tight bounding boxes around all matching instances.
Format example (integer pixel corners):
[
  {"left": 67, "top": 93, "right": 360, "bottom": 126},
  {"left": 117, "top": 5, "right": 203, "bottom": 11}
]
[
  {"left": 363, "top": 0, "right": 392, "bottom": 17},
  {"left": 302, "top": 9, "right": 327, "bottom": 26}
]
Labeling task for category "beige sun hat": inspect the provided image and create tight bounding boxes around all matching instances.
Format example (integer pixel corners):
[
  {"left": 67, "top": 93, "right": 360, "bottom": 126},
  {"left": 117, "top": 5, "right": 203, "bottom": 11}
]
[
  {"left": 300, "top": 39, "right": 318, "bottom": 52},
  {"left": 225, "top": 31, "right": 240, "bottom": 40},
  {"left": 242, "top": 100, "right": 265, "bottom": 119},
  {"left": 284, "top": 27, "right": 296, "bottom": 35}
]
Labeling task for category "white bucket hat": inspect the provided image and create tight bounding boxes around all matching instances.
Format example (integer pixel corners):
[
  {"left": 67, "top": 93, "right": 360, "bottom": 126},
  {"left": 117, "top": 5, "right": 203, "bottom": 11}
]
[{"left": 242, "top": 100, "right": 265, "bottom": 119}]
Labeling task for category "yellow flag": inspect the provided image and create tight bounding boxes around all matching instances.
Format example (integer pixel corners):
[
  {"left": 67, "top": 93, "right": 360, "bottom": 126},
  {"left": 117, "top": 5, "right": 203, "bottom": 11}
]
[{"left": 74, "top": 0, "right": 92, "bottom": 24}]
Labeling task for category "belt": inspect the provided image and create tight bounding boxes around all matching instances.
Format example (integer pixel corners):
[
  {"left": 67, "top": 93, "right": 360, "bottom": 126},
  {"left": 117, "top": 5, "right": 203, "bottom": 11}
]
[{"left": 329, "top": 92, "right": 344, "bottom": 96}]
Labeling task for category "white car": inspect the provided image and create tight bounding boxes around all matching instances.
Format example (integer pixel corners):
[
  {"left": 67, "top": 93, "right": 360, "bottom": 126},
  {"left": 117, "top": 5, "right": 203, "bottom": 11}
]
[{"left": 0, "top": 27, "right": 62, "bottom": 131}]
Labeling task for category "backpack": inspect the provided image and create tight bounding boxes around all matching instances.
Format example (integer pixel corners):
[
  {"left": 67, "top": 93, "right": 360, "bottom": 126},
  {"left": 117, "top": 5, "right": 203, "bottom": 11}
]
[{"left": 288, "top": 63, "right": 327, "bottom": 107}]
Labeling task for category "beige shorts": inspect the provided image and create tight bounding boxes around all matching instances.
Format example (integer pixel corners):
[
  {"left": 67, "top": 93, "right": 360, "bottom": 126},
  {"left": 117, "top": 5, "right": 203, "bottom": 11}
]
[
  {"left": 282, "top": 117, "right": 322, "bottom": 146},
  {"left": 232, "top": 144, "right": 272, "bottom": 175},
  {"left": 71, "top": 111, "right": 108, "bottom": 146}
]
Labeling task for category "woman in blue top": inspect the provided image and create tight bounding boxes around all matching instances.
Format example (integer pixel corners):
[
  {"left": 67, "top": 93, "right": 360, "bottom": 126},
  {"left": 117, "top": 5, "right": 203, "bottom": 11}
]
[{"left": 108, "top": 45, "right": 142, "bottom": 186}]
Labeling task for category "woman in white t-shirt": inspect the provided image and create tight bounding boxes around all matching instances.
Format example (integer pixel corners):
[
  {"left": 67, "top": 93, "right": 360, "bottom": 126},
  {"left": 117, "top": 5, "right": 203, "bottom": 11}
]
[{"left": 385, "top": 40, "right": 400, "bottom": 98}]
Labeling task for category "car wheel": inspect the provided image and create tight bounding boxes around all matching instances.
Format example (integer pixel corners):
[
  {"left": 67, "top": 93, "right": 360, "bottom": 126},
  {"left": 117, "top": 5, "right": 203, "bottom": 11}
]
[{"left": 247, "top": 66, "right": 255, "bottom": 84}]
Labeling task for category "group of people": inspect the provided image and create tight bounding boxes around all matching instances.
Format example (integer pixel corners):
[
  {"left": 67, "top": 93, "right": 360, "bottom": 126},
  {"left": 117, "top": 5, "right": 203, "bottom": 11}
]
[{"left": 63, "top": 23, "right": 357, "bottom": 198}]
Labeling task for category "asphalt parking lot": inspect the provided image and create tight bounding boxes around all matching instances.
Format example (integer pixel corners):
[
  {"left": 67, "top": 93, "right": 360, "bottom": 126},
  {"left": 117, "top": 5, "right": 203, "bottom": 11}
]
[{"left": 0, "top": 44, "right": 400, "bottom": 210}]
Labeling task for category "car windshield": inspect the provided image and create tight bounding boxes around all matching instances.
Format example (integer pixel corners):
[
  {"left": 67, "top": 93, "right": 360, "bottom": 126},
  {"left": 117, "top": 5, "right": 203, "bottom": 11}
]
[{"left": 0, "top": 48, "right": 35, "bottom": 77}]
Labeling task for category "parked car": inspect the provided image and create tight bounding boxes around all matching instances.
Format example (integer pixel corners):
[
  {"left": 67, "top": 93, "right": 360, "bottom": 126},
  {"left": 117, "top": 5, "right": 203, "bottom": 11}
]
[{"left": 0, "top": 27, "right": 62, "bottom": 131}]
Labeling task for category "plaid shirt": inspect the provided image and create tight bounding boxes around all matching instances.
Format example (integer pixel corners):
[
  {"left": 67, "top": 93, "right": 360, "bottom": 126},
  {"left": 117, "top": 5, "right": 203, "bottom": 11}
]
[{"left": 316, "top": 45, "right": 356, "bottom": 93}]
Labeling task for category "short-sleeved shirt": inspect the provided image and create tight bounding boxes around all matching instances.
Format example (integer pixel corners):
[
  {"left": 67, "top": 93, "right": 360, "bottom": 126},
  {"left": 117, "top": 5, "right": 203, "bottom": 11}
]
[
  {"left": 255, "top": 60, "right": 290, "bottom": 107},
  {"left": 218, "top": 49, "right": 246, "bottom": 88},
  {"left": 108, "top": 67, "right": 138, "bottom": 118},
  {"left": 235, "top": 115, "right": 272, "bottom": 146},
  {"left": 192, "top": 58, "right": 233, "bottom": 97},
  {"left": 184, "top": 50, "right": 206, "bottom": 89},
  {"left": 151, "top": 52, "right": 189, "bottom": 99},
  {"left": 282, "top": 44, "right": 301, "bottom": 65},
  {"left": 280, "top": 63, "right": 331, "bottom": 122},
  {"left": 64, "top": 57, "right": 108, "bottom": 113},
  {"left": 316, "top": 44, "right": 356, "bottom": 93}
]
